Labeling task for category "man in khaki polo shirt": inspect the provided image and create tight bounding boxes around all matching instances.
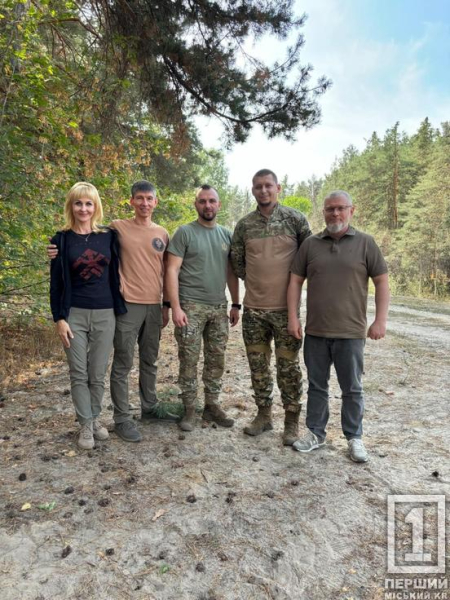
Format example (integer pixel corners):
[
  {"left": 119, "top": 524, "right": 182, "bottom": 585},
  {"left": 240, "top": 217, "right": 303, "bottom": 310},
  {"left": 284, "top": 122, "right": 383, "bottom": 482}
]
[{"left": 287, "top": 190, "right": 390, "bottom": 463}]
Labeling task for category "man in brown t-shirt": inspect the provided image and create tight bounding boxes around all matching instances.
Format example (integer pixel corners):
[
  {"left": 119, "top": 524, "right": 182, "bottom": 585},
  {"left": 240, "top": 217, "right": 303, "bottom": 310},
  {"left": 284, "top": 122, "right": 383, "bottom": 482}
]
[
  {"left": 287, "top": 190, "right": 390, "bottom": 463},
  {"left": 109, "top": 181, "right": 170, "bottom": 443}
]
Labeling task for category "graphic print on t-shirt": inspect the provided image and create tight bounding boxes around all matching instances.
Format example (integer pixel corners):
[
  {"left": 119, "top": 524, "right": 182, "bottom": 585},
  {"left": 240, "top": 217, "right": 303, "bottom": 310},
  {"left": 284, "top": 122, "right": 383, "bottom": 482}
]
[
  {"left": 73, "top": 248, "right": 111, "bottom": 280},
  {"left": 152, "top": 238, "right": 165, "bottom": 252}
]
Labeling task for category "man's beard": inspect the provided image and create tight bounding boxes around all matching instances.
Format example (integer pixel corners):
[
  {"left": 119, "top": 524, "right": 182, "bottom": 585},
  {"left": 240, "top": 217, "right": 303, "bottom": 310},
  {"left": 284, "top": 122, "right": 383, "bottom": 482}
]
[
  {"left": 200, "top": 211, "right": 215, "bottom": 221},
  {"left": 326, "top": 222, "right": 347, "bottom": 234}
]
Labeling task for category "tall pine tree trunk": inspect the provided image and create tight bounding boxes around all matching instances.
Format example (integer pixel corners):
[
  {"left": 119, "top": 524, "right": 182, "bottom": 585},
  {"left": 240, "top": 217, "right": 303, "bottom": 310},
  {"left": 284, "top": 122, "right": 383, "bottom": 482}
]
[{"left": 392, "top": 151, "right": 399, "bottom": 229}]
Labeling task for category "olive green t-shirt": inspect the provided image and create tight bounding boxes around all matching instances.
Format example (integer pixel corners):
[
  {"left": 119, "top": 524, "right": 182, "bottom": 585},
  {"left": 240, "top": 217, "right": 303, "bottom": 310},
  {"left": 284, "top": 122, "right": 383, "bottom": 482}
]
[
  {"left": 290, "top": 227, "right": 388, "bottom": 338},
  {"left": 167, "top": 221, "right": 231, "bottom": 305}
]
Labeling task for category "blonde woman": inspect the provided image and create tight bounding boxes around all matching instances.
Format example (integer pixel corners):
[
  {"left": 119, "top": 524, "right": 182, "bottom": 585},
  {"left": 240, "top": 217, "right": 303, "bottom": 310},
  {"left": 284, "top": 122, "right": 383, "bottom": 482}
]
[{"left": 50, "top": 182, "right": 126, "bottom": 449}]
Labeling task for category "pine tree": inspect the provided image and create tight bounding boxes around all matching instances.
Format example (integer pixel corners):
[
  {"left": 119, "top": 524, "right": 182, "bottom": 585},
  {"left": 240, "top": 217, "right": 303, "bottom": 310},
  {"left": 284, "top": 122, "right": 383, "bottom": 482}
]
[
  {"left": 396, "top": 123, "right": 450, "bottom": 296},
  {"left": 294, "top": 175, "right": 323, "bottom": 214},
  {"left": 87, "top": 0, "right": 331, "bottom": 144}
]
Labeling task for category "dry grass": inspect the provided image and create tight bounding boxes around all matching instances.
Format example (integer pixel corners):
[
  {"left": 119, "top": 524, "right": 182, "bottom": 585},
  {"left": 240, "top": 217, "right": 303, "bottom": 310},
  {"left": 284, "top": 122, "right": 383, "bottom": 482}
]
[{"left": 0, "top": 316, "right": 63, "bottom": 392}]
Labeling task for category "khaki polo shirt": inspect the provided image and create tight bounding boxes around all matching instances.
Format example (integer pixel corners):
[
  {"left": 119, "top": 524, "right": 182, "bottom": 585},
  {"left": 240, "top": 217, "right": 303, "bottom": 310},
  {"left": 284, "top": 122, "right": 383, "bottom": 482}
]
[{"left": 290, "top": 227, "right": 388, "bottom": 338}]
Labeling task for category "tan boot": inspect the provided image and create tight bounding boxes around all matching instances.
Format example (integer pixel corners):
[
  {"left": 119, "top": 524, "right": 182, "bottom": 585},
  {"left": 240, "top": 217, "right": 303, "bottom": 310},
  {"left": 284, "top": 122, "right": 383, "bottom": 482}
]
[
  {"left": 243, "top": 406, "right": 273, "bottom": 436},
  {"left": 93, "top": 419, "right": 109, "bottom": 441},
  {"left": 179, "top": 404, "right": 196, "bottom": 432},
  {"left": 78, "top": 421, "right": 95, "bottom": 450},
  {"left": 282, "top": 406, "right": 301, "bottom": 446},
  {"left": 203, "top": 400, "right": 234, "bottom": 428}
]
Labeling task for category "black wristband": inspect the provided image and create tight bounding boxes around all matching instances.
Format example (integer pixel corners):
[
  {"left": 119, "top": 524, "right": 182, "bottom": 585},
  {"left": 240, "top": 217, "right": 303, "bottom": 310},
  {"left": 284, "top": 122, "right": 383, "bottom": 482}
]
[
  {"left": 162, "top": 301, "right": 171, "bottom": 308},
  {"left": 231, "top": 303, "right": 242, "bottom": 310}
]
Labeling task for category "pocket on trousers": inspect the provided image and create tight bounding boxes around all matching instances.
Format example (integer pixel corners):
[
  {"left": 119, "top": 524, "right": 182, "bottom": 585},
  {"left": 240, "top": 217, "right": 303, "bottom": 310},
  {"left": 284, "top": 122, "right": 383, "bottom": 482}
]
[{"left": 179, "top": 324, "right": 198, "bottom": 340}]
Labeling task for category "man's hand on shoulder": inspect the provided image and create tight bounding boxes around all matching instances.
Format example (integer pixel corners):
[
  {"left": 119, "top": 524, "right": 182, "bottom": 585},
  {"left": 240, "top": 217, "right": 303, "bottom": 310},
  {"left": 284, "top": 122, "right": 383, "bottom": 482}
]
[
  {"left": 47, "top": 240, "right": 58, "bottom": 260},
  {"left": 172, "top": 307, "right": 188, "bottom": 328},
  {"left": 287, "top": 317, "right": 303, "bottom": 340},
  {"left": 367, "top": 320, "right": 387, "bottom": 340}
]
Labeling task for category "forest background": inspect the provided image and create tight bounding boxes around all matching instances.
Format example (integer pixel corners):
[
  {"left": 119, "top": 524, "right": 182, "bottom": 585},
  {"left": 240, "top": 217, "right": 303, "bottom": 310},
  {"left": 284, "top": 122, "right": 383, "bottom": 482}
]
[{"left": 1, "top": 0, "right": 449, "bottom": 391}]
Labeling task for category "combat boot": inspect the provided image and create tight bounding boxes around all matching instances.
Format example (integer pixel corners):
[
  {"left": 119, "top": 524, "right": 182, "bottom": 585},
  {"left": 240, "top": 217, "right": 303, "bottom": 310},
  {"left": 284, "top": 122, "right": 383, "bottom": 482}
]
[
  {"left": 179, "top": 403, "right": 196, "bottom": 432},
  {"left": 243, "top": 405, "right": 273, "bottom": 436},
  {"left": 203, "top": 398, "right": 234, "bottom": 428},
  {"left": 282, "top": 406, "right": 301, "bottom": 446}
]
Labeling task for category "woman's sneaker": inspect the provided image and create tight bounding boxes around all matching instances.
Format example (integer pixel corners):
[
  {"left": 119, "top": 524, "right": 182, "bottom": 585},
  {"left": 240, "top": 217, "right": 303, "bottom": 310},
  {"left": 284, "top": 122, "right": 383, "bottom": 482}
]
[
  {"left": 78, "top": 422, "right": 95, "bottom": 450},
  {"left": 93, "top": 419, "right": 109, "bottom": 441}
]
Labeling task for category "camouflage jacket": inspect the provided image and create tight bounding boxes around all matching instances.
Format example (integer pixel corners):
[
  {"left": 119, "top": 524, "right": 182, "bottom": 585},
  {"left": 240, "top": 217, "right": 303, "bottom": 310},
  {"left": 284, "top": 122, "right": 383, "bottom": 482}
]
[{"left": 231, "top": 203, "right": 311, "bottom": 310}]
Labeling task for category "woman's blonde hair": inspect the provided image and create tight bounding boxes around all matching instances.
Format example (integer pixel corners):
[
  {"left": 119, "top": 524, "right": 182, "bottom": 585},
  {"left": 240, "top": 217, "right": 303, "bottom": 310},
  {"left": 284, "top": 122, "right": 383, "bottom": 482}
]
[{"left": 63, "top": 182, "right": 104, "bottom": 232}]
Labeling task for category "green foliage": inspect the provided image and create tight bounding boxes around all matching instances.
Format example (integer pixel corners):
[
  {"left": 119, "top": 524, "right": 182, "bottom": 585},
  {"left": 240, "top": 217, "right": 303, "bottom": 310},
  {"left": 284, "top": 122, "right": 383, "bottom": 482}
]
[
  {"left": 319, "top": 119, "right": 450, "bottom": 297},
  {"left": 159, "top": 564, "right": 170, "bottom": 575},
  {"left": 147, "top": 401, "right": 184, "bottom": 420},
  {"left": 0, "top": 0, "right": 150, "bottom": 306},
  {"left": 392, "top": 124, "right": 450, "bottom": 297},
  {"left": 0, "top": 0, "right": 329, "bottom": 315},
  {"left": 226, "top": 188, "right": 255, "bottom": 229},
  {"left": 281, "top": 195, "right": 312, "bottom": 215},
  {"left": 2, "top": 0, "right": 447, "bottom": 312},
  {"left": 88, "top": 0, "right": 330, "bottom": 144},
  {"left": 153, "top": 192, "right": 198, "bottom": 236},
  {"left": 0, "top": 0, "right": 239, "bottom": 311}
]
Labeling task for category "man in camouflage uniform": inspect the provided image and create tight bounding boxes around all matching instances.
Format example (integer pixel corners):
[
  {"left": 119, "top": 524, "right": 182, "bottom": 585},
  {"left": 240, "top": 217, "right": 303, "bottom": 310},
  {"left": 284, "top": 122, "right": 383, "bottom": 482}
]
[
  {"left": 165, "top": 185, "right": 240, "bottom": 431},
  {"left": 231, "top": 169, "right": 312, "bottom": 445}
]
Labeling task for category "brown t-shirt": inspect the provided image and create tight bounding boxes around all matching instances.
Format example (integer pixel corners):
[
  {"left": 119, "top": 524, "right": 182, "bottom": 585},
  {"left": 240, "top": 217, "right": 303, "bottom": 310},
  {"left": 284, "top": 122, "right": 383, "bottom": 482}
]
[
  {"left": 111, "top": 219, "right": 169, "bottom": 304},
  {"left": 290, "top": 227, "right": 388, "bottom": 338}
]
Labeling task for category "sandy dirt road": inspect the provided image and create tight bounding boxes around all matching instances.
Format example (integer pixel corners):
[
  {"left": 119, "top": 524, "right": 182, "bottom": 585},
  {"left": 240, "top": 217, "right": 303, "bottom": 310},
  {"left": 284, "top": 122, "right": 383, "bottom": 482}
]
[{"left": 0, "top": 296, "right": 449, "bottom": 600}]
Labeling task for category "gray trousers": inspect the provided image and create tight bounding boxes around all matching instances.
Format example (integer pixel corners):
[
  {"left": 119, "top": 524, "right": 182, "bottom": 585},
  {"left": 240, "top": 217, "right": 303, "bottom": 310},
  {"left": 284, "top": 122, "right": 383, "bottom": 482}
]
[
  {"left": 303, "top": 334, "right": 365, "bottom": 440},
  {"left": 65, "top": 308, "right": 116, "bottom": 425},
  {"left": 110, "top": 302, "right": 162, "bottom": 423}
]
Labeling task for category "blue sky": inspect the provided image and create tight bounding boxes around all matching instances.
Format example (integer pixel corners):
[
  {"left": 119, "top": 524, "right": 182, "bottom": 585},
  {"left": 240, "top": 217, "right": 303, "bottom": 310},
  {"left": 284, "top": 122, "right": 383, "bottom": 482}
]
[{"left": 198, "top": 0, "right": 450, "bottom": 189}]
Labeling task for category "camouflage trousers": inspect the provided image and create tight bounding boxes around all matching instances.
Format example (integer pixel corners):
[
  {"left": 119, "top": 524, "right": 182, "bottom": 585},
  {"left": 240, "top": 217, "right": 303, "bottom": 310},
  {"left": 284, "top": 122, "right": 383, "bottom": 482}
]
[
  {"left": 174, "top": 302, "right": 229, "bottom": 406},
  {"left": 242, "top": 308, "right": 303, "bottom": 409}
]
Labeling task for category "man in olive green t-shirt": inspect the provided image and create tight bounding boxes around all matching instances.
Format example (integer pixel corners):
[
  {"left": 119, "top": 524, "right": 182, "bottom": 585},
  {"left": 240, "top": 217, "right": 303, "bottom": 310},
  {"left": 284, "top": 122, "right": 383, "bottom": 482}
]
[
  {"left": 287, "top": 191, "right": 390, "bottom": 463},
  {"left": 165, "top": 185, "right": 240, "bottom": 431}
]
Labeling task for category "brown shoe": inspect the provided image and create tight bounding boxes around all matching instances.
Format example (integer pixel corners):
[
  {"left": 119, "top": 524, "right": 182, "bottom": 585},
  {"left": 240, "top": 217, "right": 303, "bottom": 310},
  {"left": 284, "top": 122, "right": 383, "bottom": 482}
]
[
  {"left": 243, "top": 406, "right": 273, "bottom": 436},
  {"left": 179, "top": 404, "right": 196, "bottom": 432},
  {"left": 282, "top": 406, "right": 301, "bottom": 446},
  {"left": 203, "top": 402, "right": 234, "bottom": 428}
]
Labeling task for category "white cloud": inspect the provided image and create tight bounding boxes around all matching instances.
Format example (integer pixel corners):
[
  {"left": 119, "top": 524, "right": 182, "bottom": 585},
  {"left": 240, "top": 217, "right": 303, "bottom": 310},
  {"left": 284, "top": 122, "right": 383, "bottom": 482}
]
[{"left": 196, "top": 0, "right": 450, "bottom": 189}]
